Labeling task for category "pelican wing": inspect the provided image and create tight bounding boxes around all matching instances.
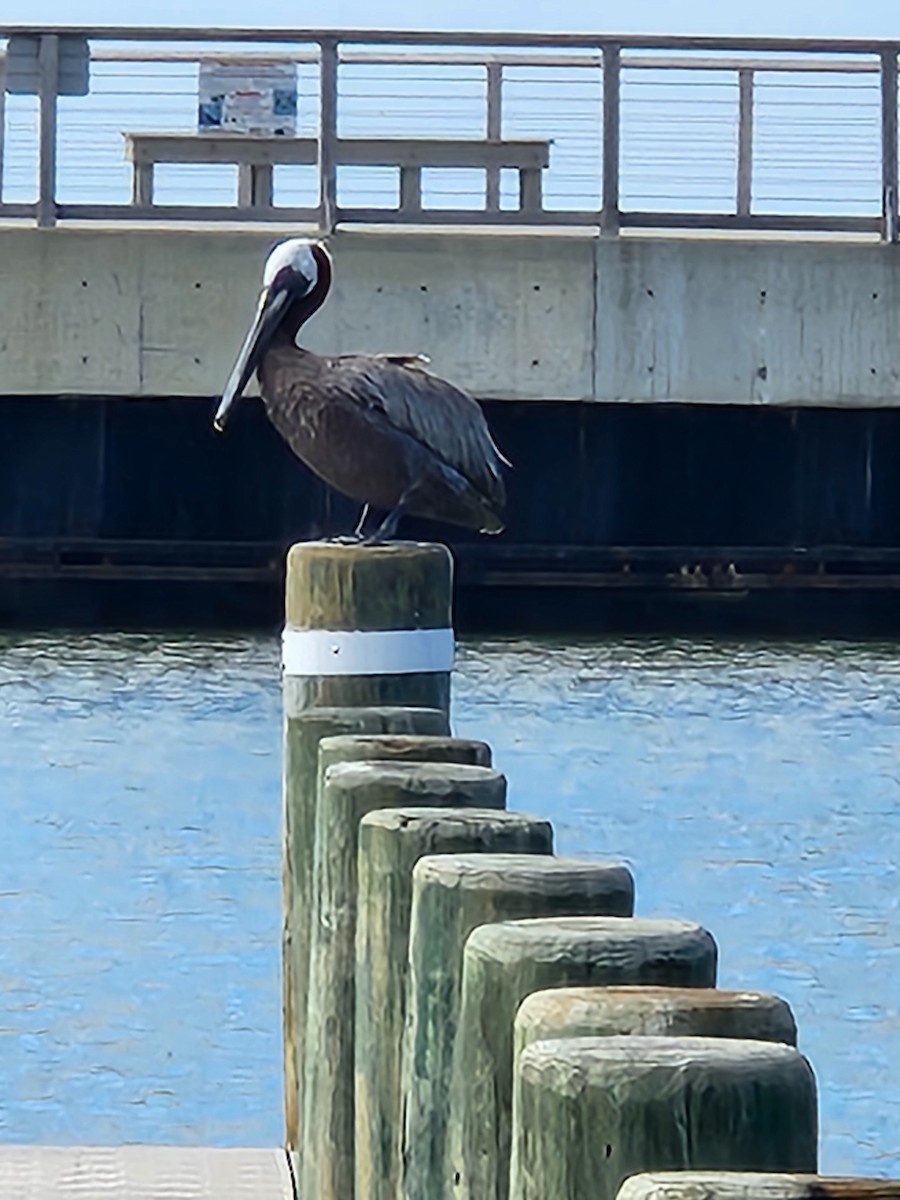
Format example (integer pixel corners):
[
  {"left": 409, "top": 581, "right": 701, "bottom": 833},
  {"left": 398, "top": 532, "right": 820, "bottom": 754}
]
[{"left": 329, "top": 354, "right": 509, "bottom": 507}]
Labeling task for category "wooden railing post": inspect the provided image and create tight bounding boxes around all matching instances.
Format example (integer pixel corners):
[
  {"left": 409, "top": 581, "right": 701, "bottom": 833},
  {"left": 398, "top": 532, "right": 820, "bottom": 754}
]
[
  {"left": 319, "top": 37, "right": 339, "bottom": 236},
  {"left": 737, "top": 67, "right": 754, "bottom": 217},
  {"left": 486, "top": 62, "right": 503, "bottom": 211},
  {"left": 601, "top": 43, "right": 620, "bottom": 236},
  {"left": 37, "top": 34, "right": 59, "bottom": 228},
  {"left": 881, "top": 47, "right": 899, "bottom": 242}
]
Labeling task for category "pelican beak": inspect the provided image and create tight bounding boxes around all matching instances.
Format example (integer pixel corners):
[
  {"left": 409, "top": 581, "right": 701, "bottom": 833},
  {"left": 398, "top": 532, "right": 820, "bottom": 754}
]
[{"left": 213, "top": 284, "right": 290, "bottom": 431}]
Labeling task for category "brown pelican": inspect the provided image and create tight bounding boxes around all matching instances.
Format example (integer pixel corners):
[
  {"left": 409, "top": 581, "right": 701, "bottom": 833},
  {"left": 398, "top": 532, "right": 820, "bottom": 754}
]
[{"left": 213, "top": 238, "right": 509, "bottom": 542}]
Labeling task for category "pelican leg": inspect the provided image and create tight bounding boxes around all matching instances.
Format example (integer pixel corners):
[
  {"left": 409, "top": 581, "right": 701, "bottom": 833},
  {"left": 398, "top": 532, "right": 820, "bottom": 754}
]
[
  {"left": 362, "top": 487, "right": 418, "bottom": 545},
  {"left": 363, "top": 507, "right": 403, "bottom": 545},
  {"left": 353, "top": 504, "right": 371, "bottom": 539}
]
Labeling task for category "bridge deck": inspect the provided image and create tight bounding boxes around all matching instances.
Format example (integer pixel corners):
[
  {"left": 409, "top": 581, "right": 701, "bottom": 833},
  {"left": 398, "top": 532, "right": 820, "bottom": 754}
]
[{"left": 0, "top": 1147, "right": 295, "bottom": 1200}]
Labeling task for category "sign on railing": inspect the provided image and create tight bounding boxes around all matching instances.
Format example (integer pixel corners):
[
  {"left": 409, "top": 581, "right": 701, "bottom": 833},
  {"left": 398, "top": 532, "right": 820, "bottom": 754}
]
[
  {"left": 198, "top": 61, "right": 298, "bottom": 136},
  {"left": 4, "top": 33, "right": 89, "bottom": 95}
]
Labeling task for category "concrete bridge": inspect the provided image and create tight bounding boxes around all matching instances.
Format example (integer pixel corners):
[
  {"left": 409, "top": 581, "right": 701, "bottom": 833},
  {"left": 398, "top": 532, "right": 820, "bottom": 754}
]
[
  {"left": 4, "top": 26, "right": 900, "bottom": 631},
  {"left": 3, "top": 225, "right": 899, "bottom": 408}
]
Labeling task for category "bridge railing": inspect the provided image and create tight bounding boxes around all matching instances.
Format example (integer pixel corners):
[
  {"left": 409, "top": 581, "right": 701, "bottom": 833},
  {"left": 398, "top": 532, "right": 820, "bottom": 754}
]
[{"left": 0, "top": 27, "right": 896, "bottom": 238}]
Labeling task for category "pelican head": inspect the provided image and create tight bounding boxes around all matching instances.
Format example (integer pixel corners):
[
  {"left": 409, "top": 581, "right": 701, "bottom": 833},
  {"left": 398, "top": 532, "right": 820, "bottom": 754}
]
[{"left": 213, "top": 238, "right": 331, "bottom": 431}]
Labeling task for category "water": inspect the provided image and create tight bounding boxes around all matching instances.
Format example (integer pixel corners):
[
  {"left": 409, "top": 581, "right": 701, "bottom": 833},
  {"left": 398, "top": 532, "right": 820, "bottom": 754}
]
[{"left": 1, "top": 631, "right": 899, "bottom": 1170}]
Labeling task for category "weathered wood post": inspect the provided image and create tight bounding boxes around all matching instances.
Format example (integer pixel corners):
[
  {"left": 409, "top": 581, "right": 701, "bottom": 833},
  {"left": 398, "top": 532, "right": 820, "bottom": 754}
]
[
  {"left": 283, "top": 708, "right": 448, "bottom": 1148},
  {"left": 402, "top": 857, "right": 635, "bottom": 1200},
  {"left": 302, "top": 761, "right": 507, "bottom": 1200},
  {"left": 283, "top": 541, "right": 454, "bottom": 714},
  {"left": 450, "top": 916, "right": 718, "bottom": 1200},
  {"left": 514, "top": 984, "right": 796, "bottom": 1055},
  {"left": 511, "top": 1037, "right": 818, "bottom": 1200},
  {"left": 357, "top": 809, "right": 555, "bottom": 1200},
  {"left": 282, "top": 539, "right": 455, "bottom": 1149},
  {"left": 312, "top": 734, "right": 499, "bottom": 1200},
  {"left": 319, "top": 733, "right": 491, "bottom": 779},
  {"left": 509, "top": 986, "right": 799, "bottom": 1197},
  {"left": 617, "top": 1172, "right": 900, "bottom": 1200}
]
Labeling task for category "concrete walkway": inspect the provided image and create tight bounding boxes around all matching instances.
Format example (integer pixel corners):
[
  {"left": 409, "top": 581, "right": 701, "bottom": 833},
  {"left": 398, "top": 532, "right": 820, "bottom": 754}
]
[{"left": 0, "top": 1147, "right": 295, "bottom": 1199}]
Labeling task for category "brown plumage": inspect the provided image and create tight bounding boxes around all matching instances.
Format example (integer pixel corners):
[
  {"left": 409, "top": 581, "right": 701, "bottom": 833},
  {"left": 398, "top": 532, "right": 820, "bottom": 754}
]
[{"left": 214, "top": 238, "right": 509, "bottom": 543}]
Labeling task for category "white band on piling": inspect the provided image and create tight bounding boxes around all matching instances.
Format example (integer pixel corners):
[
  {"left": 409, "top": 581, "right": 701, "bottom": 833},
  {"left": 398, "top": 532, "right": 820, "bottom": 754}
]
[{"left": 282, "top": 626, "right": 455, "bottom": 677}]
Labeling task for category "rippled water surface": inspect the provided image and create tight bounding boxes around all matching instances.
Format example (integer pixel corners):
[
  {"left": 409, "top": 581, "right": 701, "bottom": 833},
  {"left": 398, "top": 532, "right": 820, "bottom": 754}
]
[{"left": 1, "top": 631, "right": 899, "bottom": 1170}]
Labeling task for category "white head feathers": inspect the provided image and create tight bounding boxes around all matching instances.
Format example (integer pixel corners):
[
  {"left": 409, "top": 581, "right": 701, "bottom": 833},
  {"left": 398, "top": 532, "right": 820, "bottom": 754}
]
[{"left": 263, "top": 238, "right": 318, "bottom": 292}]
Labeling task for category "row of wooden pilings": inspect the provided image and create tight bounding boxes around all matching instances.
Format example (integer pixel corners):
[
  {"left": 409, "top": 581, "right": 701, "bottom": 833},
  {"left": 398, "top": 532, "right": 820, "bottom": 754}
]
[{"left": 280, "top": 540, "right": 886, "bottom": 1200}]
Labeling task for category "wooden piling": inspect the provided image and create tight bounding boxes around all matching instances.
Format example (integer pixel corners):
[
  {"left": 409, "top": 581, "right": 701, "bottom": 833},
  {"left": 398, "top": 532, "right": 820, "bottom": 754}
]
[
  {"left": 617, "top": 1172, "right": 900, "bottom": 1200},
  {"left": 509, "top": 986, "right": 799, "bottom": 1198},
  {"left": 283, "top": 540, "right": 454, "bottom": 714},
  {"left": 402, "top": 858, "right": 635, "bottom": 1200},
  {"left": 356, "top": 809, "right": 555, "bottom": 1200},
  {"left": 319, "top": 733, "right": 492, "bottom": 780},
  {"left": 283, "top": 707, "right": 448, "bottom": 1150},
  {"left": 511, "top": 1036, "right": 818, "bottom": 1200},
  {"left": 514, "top": 985, "right": 798, "bottom": 1062},
  {"left": 450, "top": 917, "right": 718, "bottom": 1200},
  {"left": 312, "top": 734, "right": 495, "bottom": 1198},
  {"left": 302, "top": 761, "right": 507, "bottom": 1200},
  {"left": 281, "top": 538, "right": 455, "bottom": 1150}
]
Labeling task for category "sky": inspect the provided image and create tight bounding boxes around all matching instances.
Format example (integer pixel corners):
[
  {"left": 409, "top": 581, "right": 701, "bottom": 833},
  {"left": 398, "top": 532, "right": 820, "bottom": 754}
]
[{"left": 4, "top": 0, "right": 900, "bottom": 39}]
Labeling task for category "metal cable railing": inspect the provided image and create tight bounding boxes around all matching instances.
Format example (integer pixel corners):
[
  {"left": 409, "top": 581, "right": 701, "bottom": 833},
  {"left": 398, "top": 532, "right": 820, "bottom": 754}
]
[{"left": 0, "top": 27, "right": 896, "bottom": 238}]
